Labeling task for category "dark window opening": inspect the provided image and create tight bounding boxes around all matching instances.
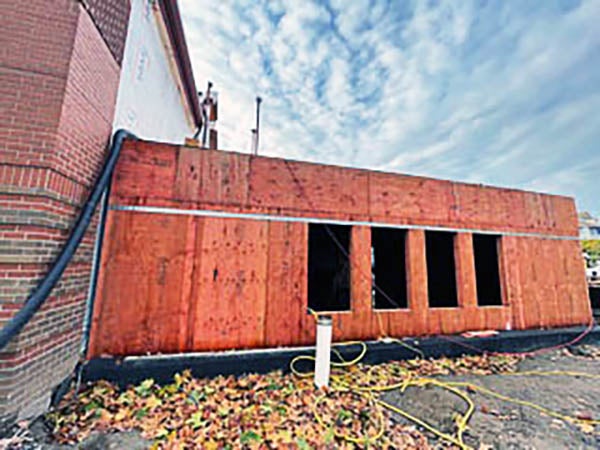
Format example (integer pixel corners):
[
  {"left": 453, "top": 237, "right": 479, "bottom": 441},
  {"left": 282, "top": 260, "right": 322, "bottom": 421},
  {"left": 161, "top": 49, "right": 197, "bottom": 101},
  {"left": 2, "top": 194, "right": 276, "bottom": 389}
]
[
  {"left": 426, "top": 231, "right": 458, "bottom": 308},
  {"left": 308, "top": 224, "right": 351, "bottom": 312},
  {"left": 473, "top": 234, "right": 503, "bottom": 306},
  {"left": 371, "top": 227, "right": 408, "bottom": 309}
]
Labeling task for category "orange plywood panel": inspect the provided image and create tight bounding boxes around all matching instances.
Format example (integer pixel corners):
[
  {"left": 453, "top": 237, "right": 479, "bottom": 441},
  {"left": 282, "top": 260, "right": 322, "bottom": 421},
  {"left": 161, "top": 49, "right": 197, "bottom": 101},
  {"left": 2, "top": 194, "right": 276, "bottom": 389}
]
[
  {"left": 236, "top": 220, "right": 269, "bottom": 348},
  {"left": 453, "top": 183, "right": 476, "bottom": 226},
  {"left": 455, "top": 233, "right": 477, "bottom": 308},
  {"left": 530, "top": 239, "right": 547, "bottom": 328},
  {"left": 473, "top": 185, "right": 518, "bottom": 230},
  {"left": 354, "top": 226, "right": 375, "bottom": 336},
  {"left": 564, "top": 240, "right": 592, "bottom": 324},
  {"left": 370, "top": 174, "right": 454, "bottom": 226},
  {"left": 112, "top": 142, "right": 578, "bottom": 239},
  {"left": 406, "top": 230, "right": 428, "bottom": 334},
  {"left": 247, "top": 157, "right": 300, "bottom": 211},
  {"left": 294, "top": 225, "right": 315, "bottom": 345},
  {"left": 534, "top": 239, "right": 550, "bottom": 326},
  {"left": 368, "top": 172, "right": 423, "bottom": 221},
  {"left": 568, "top": 241, "right": 587, "bottom": 323},
  {"left": 417, "top": 178, "right": 455, "bottom": 225},
  {"left": 523, "top": 193, "right": 547, "bottom": 232},
  {"left": 190, "top": 217, "right": 237, "bottom": 351},
  {"left": 570, "top": 242, "right": 586, "bottom": 323},
  {"left": 425, "top": 310, "right": 443, "bottom": 335},
  {"left": 190, "top": 217, "right": 268, "bottom": 351},
  {"left": 112, "top": 141, "right": 177, "bottom": 201},
  {"left": 535, "top": 239, "right": 551, "bottom": 328},
  {"left": 524, "top": 238, "right": 554, "bottom": 329},
  {"left": 184, "top": 217, "right": 203, "bottom": 349},
  {"left": 249, "top": 158, "right": 369, "bottom": 216},
  {"left": 453, "top": 184, "right": 499, "bottom": 228},
  {"left": 542, "top": 239, "right": 561, "bottom": 327},
  {"left": 200, "top": 150, "right": 250, "bottom": 206},
  {"left": 499, "top": 237, "right": 523, "bottom": 330},
  {"left": 332, "top": 314, "right": 353, "bottom": 342},
  {"left": 467, "top": 308, "right": 486, "bottom": 332},
  {"left": 564, "top": 241, "right": 581, "bottom": 324},
  {"left": 490, "top": 188, "right": 514, "bottom": 230},
  {"left": 551, "top": 196, "right": 578, "bottom": 236},
  {"left": 89, "top": 209, "right": 117, "bottom": 358},
  {"left": 516, "top": 239, "right": 534, "bottom": 328},
  {"left": 500, "top": 307, "right": 512, "bottom": 331},
  {"left": 264, "top": 222, "right": 308, "bottom": 347},
  {"left": 371, "top": 312, "right": 391, "bottom": 339},
  {"left": 541, "top": 195, "right": 557, "bottom": 234},
  {"left": 437, "top": 309, "right": 463, "bottom": 335},
  {"left": 90, "top": 211, "right": 189, "bottom": 356},
  {"left": 174, "top": 147, "right": 203, "bottom": 202},
  {"left": 482, "top": 307, "right": 507, "bottom": 330},
  {"left": 383, "top": 221, "right": 419, "bottom": 338},
  {"left": 553, "top": 240, "right": 571, "bottom": 325},
  {"left": 295, "top": 162, "right": 370, "bottom": 216},
  {"left": 337, "top": 226, "right": 373, "bottom": 340},
  {"left": 503, "top": 190, "right": 528, "bottom": 232},
  {"left": 386, "top": 310, "right": 416, "bottom": 337},
  {"left": 454, "top": 233, "right": 482, "bottom": 331}
]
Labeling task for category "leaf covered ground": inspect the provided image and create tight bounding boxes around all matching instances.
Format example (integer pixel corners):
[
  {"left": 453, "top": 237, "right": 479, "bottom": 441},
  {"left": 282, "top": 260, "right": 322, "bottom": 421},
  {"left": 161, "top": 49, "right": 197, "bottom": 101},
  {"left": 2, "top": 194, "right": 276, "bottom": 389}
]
[{"left": 46, "top": 353, "right": 523, "bottom": 449}]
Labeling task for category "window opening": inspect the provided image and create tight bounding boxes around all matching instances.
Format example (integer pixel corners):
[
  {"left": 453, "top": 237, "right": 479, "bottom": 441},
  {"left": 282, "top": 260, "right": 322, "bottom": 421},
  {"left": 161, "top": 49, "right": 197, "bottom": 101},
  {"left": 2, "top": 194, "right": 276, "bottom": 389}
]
[
  {"left": 308, "top": 224, "right": 351, "bottom": 312},
  {"left": 473, "top": 234, "right": 503, "bottom": 306},
  {"left": 371, "top": 227, "right": 408, "bottom": 309},
  {"left": 426, "top": 231, "right": 458, "bottom": 307}
]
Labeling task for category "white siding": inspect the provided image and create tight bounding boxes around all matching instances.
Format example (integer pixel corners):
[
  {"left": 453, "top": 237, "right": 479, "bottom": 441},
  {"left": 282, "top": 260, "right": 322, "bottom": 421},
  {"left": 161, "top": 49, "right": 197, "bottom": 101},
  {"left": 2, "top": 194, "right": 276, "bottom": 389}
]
[{"left": 113, "top": 0, "right": 195, "bottom": 143}]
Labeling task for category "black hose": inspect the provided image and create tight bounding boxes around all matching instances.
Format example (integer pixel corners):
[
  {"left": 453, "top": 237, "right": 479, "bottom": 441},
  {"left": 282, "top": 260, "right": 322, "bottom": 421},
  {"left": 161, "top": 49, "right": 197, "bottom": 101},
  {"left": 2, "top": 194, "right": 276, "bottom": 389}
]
[{"left": 0, "top": 129, "right": 136, "bottom": 351}]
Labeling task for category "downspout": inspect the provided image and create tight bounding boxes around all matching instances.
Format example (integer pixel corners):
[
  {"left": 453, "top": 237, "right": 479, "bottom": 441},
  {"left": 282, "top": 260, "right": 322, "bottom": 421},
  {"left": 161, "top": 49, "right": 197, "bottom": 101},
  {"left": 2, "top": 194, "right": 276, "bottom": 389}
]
[{"left": 0, "top": 129, "right": 136, "bottom": 351}]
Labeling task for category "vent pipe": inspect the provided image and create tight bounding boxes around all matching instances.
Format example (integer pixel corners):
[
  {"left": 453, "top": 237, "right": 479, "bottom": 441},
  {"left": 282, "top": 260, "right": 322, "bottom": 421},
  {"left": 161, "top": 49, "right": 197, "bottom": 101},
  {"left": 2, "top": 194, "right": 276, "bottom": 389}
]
[
  {"left": 251, "top": 96, "right": 262, "bottom": 155},
  {"left": 209, "top": 91, "right": 218, "bottom": 149},
  {"left": 314, "top": 315, "right": 332, "bottom": 388}
]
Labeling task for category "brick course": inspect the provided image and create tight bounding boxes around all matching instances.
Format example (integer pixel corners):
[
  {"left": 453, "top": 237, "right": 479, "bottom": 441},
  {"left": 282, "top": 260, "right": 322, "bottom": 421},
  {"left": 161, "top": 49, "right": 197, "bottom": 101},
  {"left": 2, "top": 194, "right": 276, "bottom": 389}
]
[{"left": 0, "top": 0, "right": 128, "bottom": 430}]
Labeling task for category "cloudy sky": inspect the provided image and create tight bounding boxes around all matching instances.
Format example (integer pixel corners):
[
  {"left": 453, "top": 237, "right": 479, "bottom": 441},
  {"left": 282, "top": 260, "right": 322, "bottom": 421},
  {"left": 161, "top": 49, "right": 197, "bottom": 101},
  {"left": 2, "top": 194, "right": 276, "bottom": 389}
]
[{"left": 179, "top": 0, "right": 600, "bottom": 215}]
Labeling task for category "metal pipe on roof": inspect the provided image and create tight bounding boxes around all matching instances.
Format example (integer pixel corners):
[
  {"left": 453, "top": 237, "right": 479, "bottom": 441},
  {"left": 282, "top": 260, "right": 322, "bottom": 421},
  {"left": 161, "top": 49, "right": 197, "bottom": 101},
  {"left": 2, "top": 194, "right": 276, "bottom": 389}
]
[{"left": 253, "top": 96, "right": 262, "bottom": 155}]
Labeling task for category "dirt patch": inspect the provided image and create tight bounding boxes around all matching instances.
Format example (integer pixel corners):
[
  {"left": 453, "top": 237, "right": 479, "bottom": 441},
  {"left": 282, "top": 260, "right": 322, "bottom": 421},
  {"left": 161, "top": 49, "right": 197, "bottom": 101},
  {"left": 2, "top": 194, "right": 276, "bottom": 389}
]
[{"left": 382, "top": 345, "right": 600, "bottom": 449}]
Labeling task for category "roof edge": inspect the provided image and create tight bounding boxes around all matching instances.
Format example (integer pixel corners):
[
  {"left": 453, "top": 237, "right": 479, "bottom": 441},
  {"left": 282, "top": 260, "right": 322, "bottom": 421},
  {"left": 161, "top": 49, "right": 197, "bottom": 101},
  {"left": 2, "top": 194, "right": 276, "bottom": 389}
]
[{"left": 158, "top": 0, "right": 201, "bottom": 127}]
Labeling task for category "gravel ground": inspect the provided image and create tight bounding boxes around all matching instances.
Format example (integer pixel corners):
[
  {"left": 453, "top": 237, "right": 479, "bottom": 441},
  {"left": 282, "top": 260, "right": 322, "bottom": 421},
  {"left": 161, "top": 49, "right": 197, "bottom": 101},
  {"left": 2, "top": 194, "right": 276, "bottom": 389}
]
[{"left": 382, "top": 345, "right": 600, "bottom": 449}]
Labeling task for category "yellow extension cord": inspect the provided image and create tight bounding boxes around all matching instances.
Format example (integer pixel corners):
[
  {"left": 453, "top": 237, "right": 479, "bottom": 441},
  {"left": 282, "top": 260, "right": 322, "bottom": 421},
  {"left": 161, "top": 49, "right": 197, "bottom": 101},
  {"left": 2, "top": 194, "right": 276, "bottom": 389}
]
[{"left": 290, "top": 311, "right": 600, "bottom": 449}]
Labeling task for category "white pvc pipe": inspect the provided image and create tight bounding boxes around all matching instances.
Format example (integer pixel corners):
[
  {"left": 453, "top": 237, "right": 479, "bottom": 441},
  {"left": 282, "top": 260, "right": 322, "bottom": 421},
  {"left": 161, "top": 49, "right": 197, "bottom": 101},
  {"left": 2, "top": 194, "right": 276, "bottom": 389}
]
[{"left": 314, "top": 315, "right": 333, "bottom": 388}]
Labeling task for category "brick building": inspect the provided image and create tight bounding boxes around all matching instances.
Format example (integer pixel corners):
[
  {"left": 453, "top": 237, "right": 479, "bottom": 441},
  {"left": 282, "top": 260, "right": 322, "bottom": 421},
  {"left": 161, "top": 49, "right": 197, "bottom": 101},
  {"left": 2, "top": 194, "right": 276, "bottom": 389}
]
[{"left": 0, "top": 0, "right": 200, "bottom": 429}]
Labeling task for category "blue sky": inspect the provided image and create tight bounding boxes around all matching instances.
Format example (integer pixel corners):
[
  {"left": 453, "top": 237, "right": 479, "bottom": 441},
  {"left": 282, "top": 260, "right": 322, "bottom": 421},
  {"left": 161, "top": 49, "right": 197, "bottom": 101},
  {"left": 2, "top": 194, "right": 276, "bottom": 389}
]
[{"left": 180, "top": 0, "right": 600, "bottom": 215}]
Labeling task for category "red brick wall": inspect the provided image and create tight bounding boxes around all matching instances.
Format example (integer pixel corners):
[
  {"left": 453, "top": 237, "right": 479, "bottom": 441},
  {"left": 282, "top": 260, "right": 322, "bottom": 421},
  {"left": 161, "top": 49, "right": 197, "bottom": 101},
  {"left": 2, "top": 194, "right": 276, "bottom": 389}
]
[{"left": 0, "top": 0, "right": 127, "bottom": 429}]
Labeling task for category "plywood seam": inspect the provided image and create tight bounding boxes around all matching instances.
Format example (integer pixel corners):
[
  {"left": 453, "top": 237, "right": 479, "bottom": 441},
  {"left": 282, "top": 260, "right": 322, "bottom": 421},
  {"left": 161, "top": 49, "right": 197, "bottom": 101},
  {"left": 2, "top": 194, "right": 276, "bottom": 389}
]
[{"left": 184, "top": 217, "right": 200, "bottom": 350}]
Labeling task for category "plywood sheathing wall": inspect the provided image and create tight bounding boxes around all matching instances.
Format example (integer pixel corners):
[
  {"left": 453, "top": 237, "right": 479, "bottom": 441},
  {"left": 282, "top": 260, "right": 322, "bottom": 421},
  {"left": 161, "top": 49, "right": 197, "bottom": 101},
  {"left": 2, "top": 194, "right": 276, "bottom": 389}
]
[{"left": 88, "top": 141, "right": 590, "bottom": 357}]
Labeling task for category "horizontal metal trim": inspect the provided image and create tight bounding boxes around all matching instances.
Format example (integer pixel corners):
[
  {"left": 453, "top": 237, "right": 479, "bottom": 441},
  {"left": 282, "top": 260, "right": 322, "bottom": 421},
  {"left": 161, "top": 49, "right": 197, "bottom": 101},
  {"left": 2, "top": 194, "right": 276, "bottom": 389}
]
[{"left": 109, "top": 204, "right": 579, "bottom": 241}]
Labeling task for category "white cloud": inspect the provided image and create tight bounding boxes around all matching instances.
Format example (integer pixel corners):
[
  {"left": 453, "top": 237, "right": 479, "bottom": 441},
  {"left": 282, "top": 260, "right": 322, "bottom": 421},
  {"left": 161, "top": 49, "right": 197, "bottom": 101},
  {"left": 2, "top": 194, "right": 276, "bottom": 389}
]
[{"left": 179, "top": 0, "right": 600, "bottom": 214}]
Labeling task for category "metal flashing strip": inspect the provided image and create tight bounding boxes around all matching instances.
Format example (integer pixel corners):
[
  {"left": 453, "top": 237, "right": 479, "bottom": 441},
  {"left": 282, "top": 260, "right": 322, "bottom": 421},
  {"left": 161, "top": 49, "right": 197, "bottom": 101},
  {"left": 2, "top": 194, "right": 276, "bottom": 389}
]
[{"left": 110, "top": 204, "right": 579, "bottom": 241}]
